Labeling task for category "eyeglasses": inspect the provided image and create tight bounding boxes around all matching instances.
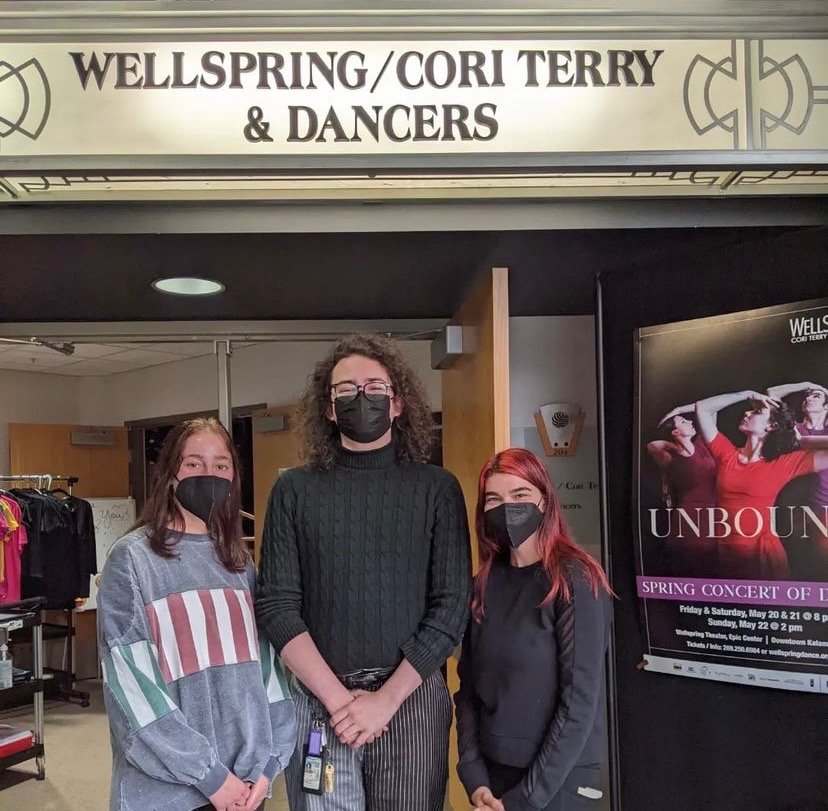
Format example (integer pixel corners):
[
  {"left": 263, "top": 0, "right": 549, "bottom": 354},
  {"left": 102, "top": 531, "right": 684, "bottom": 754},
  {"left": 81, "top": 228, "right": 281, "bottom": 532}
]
[{"left": 330, "top": 381, "right": 393, "bottom": 403}]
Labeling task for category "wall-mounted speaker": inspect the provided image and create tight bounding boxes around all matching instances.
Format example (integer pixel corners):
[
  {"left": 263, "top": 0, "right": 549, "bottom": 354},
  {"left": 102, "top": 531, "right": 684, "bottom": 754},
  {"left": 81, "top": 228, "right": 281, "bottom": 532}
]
[
  {"left": 253, "top": 413, "right": 288, "bottom": 433},
  {"left": 71, "top": 427, "right": 117, "bottom": 446},
  {"left": 430, "top": 324, "right": 464, "bottom": 370}
]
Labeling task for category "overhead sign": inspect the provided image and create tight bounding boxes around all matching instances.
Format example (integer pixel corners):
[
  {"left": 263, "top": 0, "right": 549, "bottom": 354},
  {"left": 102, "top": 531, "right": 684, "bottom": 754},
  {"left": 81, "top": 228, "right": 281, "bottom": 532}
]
[{"left": 0, "top": 39, "right": 826, "bottom": 161}]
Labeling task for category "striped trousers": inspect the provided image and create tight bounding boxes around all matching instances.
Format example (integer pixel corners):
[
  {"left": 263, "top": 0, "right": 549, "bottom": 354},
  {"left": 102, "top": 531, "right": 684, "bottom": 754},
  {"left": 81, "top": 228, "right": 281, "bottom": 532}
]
[{"left": 285, "top": 671, "right": 451, "bottom": 811}]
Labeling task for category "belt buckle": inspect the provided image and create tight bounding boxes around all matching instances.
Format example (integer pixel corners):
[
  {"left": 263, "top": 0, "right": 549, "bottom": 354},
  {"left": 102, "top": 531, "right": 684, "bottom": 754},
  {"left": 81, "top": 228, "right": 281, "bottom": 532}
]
[{"left": 342, "top": 667, "right": 386, "bottom": 690}]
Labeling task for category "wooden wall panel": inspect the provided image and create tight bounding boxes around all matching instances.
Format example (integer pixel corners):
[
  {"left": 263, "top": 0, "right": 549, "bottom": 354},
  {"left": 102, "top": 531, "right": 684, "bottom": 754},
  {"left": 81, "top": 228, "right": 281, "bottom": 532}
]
[
  {"left": 441, "top": 267, "right": 510, "bottom": 811},
  {"left": 442, "top": 266, "right": 511, "bottom": 567},
  {"left": 8, "top": 423, "right": 129, "bottom": 498},
  {"left": 252, "top": 406, "right": 301, "bottom": 564}
]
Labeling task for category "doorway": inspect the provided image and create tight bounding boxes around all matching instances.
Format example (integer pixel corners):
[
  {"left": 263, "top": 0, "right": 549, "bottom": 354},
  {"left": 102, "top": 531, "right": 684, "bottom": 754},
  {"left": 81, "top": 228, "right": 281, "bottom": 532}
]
[{"left": 2, "top": 212, "right": 827, "bottom": 811}]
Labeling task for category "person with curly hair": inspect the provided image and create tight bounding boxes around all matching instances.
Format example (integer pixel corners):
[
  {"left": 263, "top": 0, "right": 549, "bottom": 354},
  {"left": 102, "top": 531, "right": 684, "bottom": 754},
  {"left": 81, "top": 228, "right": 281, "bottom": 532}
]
[{"left": 255, "top": 333, "right": 471, "bottom": 810}]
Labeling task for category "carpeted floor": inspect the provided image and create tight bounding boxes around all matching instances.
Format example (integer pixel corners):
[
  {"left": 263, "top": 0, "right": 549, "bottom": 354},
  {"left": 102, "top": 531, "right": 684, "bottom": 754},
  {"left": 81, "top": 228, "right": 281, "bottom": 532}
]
[{"left": 0, "top": 680, "right": 290, "bottom": 810}]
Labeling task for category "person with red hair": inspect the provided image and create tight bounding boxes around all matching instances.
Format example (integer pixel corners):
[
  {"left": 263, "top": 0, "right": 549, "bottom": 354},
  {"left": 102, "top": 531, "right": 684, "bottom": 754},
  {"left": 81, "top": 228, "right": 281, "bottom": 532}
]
[{"left": 454, "top": 448, "right": 612, "bottom": 811}]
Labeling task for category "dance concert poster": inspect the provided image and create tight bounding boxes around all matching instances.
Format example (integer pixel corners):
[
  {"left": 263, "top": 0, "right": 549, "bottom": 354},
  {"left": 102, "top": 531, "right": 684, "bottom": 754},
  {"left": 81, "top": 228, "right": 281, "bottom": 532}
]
[{"left": 634, "top": 297, "right": 828, "bottom": 693}]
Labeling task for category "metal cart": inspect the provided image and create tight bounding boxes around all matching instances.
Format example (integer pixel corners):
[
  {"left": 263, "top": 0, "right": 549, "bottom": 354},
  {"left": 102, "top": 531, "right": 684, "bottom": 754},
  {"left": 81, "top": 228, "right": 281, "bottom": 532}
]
[{"left": 0, "top": 597, "right": 46, "bottom": 781}]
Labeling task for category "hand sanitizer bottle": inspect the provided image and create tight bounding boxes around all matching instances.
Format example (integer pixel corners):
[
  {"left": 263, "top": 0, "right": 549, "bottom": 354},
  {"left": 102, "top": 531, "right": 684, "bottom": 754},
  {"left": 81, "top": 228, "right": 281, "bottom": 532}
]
[{"left": 0, "top": 643, "right": 12, "bottom": 689}]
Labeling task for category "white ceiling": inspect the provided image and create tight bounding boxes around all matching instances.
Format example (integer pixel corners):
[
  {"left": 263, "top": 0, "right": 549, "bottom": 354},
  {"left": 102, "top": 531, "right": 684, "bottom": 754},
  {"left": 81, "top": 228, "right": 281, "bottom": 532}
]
[{"left": 0, "top": 341, "right": 219, "bottom": 376}]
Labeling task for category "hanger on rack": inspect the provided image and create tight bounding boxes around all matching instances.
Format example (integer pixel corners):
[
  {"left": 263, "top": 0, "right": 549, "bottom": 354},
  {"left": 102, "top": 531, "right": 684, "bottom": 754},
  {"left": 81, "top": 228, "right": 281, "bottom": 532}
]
[{"left": 0, "top": 474, "right": 77, "bottom": 496}]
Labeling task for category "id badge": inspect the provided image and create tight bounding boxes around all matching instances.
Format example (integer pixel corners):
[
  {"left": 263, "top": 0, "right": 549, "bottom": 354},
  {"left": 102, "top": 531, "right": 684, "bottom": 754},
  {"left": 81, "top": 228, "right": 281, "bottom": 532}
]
[{"left": 301, "top": 723, "right": 327, "bottom": 795}]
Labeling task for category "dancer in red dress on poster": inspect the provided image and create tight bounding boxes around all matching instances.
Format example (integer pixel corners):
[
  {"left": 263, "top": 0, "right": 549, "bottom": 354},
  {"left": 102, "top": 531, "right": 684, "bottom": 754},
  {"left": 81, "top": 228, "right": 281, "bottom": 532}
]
[{"left": 694, "top": 390, "right": 828, "bottom": 580}]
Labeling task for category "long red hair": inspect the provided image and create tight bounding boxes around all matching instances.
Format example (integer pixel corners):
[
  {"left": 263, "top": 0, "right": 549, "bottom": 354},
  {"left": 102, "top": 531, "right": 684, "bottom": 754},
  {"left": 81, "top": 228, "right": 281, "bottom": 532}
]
[{"left": 471, "top": 447, "right": 611, "bottom": 622}]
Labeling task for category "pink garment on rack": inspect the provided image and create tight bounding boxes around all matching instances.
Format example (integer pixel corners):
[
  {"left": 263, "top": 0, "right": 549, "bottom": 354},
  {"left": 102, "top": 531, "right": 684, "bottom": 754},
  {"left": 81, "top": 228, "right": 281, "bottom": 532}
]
[{"left": 0, "top": 495, "right": 28, "bottom": 604}]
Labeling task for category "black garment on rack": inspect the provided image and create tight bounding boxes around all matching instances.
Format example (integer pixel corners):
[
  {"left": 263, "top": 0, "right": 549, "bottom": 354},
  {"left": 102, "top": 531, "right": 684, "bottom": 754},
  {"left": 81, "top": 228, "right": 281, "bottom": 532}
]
[
  {"left": 9, "top": 490, "right": 93, "bottom": 609},
  {"left": 8, "top": 488, "right": 69, "bottom": 580},
  {"left": 56, "top": 495, "right": 97, "bottom": 598}
]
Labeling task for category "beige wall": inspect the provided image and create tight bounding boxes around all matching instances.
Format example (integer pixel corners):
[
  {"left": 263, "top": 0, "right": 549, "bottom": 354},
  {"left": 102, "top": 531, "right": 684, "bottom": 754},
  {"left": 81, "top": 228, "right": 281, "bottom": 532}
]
[
  {"left": 509, "top": 315, "right": 598, "bottom": 429},
  {"left": 77, "top": 340, "right": 442, "bottom": 424},
  {"left": 0, "top": 369, "right": 82, "bottom": 468},
  {"left": 509, "top": 315, "right": 601, "bottom": 557},
  {"left": 1, "top": 339, "right": 440, "bottom": 466}
]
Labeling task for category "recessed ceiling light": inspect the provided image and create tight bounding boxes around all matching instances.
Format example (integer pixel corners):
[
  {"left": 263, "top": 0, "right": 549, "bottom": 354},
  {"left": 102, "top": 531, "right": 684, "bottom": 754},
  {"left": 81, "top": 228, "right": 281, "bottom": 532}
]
[{"left": 152, "top": 277, "right": 225, "bottom": 296}]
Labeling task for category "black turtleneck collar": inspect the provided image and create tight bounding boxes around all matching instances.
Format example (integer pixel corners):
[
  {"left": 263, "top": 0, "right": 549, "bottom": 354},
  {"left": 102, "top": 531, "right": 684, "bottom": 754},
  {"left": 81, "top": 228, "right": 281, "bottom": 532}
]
[{"left": 335, "top": 442, "right": 398, "bottom": 470}]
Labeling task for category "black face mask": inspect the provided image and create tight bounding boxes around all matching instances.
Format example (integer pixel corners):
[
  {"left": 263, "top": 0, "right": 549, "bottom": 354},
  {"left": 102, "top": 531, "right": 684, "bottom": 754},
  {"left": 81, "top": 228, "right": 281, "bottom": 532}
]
[
  {"left": 484, "top": 503, "right": 544, "bottom": 550},
  {"left": 334, "top": 392, "right": 392, "bottom": 444},
  {"left": 175, "top": 476, "right": 231, "bottom": 524}
]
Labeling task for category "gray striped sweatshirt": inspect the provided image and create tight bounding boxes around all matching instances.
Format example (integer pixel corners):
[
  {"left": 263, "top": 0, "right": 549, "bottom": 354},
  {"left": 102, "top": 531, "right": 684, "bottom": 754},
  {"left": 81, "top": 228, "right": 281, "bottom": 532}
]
[{"left": 97, "top": 528, "right": 297, "bottom": 811}]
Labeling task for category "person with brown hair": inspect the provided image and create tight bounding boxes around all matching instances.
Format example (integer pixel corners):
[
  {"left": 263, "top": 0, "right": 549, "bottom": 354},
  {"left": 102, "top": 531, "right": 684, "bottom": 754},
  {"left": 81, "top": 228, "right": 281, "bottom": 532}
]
[
  {"left": 97, "top": 418, "right": 296, "bottom": 811},
  {"left": 256, "top": 333, "right": 471, "bottom": 810}
]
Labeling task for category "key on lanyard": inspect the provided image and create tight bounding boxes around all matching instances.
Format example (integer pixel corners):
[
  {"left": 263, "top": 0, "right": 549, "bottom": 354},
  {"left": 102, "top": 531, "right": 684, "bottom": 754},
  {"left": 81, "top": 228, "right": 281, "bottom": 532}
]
[{"left": 324, "top": 762, "right": 335, "bottom": 794}]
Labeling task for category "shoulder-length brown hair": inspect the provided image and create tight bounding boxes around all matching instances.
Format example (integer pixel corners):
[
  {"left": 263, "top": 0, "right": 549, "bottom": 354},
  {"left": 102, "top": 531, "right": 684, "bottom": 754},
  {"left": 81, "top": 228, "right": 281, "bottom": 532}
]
[
  {"left": 135, "top": 417, "right": 248, "bottom": 572},
  {"left": 297, "top": 333, "right": 436, "bottom": 471},
  {"left": 472, "top": 447, "right": 612, "bottom": 621}
]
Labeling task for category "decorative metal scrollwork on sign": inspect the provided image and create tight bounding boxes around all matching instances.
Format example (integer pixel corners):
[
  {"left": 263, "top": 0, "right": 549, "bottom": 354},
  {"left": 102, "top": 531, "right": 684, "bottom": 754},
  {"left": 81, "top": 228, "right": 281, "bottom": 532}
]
[{"left": 0, "top": 57, "right": 51, "bottom": 142}]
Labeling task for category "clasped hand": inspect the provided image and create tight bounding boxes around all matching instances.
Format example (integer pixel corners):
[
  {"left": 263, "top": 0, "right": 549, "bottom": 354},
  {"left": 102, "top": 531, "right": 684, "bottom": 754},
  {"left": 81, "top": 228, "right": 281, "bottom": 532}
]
[
  {"left": 330, "top": 689, "right": 395, "bottom": 749},
  {"left": 209, "top": 773, "right": 268, "bottom": 811},
  {"left": 471, "top": 786, "right": 505, "bottom": 810}
]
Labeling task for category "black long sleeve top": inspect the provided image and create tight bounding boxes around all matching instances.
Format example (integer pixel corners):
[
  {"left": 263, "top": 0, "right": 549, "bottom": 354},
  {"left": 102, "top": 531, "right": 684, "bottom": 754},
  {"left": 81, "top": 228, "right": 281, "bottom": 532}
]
[
  {"left": 455, "top": 558, "right": 611, "bottom": 810},
  {"left": 255, "top": 443, "right": 472, "bottom": 680}
]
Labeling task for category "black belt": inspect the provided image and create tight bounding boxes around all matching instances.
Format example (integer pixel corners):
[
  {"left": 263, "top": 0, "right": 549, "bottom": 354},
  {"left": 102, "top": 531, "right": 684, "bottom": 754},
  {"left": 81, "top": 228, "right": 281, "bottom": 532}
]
[
  {"left": 337, "top": 666, "right": 395, "bottom": 691},
  {"left": 293, "top": 666, "right": 395, "bottom": 700}
]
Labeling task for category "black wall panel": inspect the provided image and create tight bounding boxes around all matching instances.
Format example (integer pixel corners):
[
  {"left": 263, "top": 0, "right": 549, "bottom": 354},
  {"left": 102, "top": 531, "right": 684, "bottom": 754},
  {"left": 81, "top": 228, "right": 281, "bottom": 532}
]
[{"left": 600, "top": 226, "right": 828, "bottom": 811}]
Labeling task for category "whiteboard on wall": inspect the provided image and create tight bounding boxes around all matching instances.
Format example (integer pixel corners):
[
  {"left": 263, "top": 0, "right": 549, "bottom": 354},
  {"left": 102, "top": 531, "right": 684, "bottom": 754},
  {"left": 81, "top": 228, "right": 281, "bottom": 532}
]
[{"left": 77, "top": 497, "right": 136, "bottom": 612}]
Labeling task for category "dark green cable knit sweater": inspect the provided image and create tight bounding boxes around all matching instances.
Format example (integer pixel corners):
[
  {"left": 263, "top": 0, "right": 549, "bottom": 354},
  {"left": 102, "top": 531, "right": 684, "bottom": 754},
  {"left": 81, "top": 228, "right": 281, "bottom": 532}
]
[{"left": 255, "top": 443, "right": 472, "bottom": 680}]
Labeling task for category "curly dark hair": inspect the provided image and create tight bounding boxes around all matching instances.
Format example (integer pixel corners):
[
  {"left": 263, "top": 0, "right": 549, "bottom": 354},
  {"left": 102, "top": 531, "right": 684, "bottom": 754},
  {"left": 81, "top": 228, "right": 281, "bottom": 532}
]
[
  {"left": 296, "top": 333, "right": 436, "bottom": 470},
  {"left": 761, "top": 402, "right": 799, "bottom": 461}
]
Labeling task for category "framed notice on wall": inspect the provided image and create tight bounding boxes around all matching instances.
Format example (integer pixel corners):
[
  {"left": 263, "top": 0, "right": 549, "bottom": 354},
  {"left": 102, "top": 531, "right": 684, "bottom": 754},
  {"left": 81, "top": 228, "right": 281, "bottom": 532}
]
[{"left": 633, "top": 297, "right": 828, "bottom": 693}]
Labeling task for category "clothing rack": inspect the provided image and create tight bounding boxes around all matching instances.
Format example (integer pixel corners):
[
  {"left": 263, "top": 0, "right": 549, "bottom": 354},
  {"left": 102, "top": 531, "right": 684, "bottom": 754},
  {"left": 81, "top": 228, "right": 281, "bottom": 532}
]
[
  {"left": 0, "top": 474, "right": 89, "bottom": 708},
  {"left": 0, "top": 475, "right": 80, "bottom": 492}
]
